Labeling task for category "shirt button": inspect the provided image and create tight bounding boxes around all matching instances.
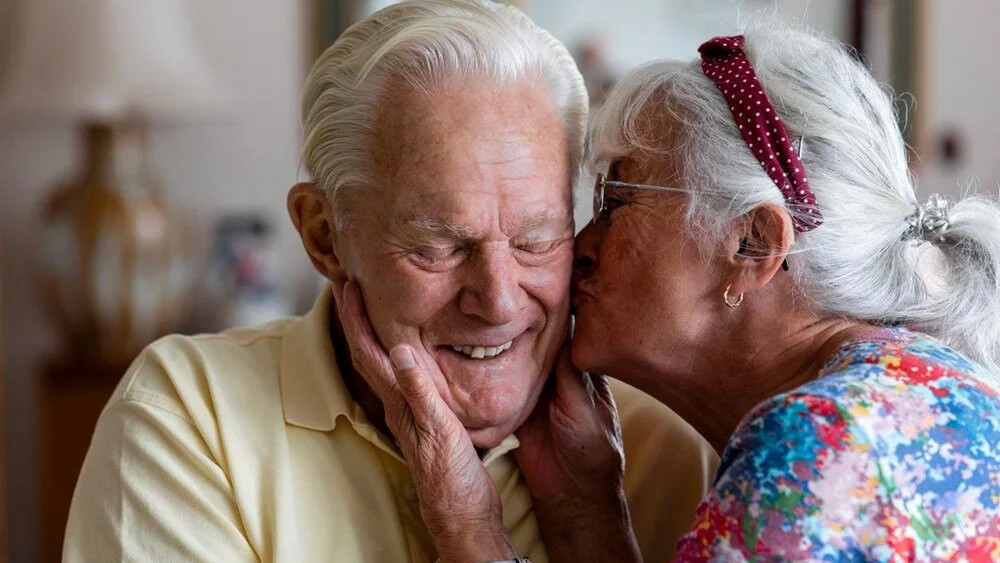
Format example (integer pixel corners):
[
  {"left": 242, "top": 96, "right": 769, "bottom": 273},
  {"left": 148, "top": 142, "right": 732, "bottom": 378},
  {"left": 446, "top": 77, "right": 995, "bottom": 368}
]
[{"left": 403, "top": 482, "right": 418, "bottom": 502}]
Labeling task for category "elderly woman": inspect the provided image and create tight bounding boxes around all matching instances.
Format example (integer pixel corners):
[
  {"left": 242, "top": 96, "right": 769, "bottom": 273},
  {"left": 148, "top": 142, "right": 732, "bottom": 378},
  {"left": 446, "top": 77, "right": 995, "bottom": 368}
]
[{"left": 339, "top": 24, "right": 1000, "bottom": 561}]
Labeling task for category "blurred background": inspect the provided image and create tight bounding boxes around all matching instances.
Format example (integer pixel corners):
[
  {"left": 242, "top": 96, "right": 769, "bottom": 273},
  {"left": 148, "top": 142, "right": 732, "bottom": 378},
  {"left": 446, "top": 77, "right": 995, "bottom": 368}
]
[{"left": 0, "top": 0, "right": 997, "bottom": 560}]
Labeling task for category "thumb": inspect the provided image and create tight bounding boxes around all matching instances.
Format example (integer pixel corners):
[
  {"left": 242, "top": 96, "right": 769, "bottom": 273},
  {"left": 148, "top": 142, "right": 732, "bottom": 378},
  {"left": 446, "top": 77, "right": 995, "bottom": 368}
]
[{"left": 390, "top": 345, "right": 445, "bottom": 422}]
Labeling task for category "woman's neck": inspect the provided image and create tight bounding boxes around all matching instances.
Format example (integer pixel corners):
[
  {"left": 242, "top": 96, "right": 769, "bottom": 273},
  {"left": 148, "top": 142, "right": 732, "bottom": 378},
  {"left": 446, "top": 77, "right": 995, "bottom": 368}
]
[{"left": 634, "top": 318, "right": 874, "bottom": 455}]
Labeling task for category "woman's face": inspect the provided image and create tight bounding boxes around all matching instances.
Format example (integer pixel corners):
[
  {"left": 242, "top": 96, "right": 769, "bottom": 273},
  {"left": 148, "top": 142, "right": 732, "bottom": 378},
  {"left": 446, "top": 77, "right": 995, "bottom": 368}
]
[{"left": 571, "top": 156, "right": 727, "bottom": 379}]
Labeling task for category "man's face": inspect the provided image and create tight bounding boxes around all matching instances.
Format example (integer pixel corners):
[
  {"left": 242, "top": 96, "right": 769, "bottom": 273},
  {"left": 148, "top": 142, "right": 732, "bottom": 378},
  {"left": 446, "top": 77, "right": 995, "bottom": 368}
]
[{"left": 338, "top": 78, "right": 574, "bottom": 449}]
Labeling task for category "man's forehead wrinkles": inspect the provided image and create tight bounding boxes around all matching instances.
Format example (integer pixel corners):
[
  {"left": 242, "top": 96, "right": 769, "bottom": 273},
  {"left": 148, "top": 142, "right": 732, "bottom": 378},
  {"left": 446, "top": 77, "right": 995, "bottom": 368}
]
[
  {"left": 391, "top": 139, "right": 557, "bottom": 188},
  {"left": 399, "top": 208, "right": 570, "bottom": 241}
]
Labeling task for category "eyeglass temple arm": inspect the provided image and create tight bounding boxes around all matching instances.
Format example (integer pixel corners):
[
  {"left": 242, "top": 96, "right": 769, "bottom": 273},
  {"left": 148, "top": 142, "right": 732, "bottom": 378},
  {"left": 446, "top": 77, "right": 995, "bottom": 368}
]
[
  {"left": 603, "top": 135, "right": 804, "bottom": 194},
  {"left": 601, "top": 180, "right": 688, "bottom": 194}
]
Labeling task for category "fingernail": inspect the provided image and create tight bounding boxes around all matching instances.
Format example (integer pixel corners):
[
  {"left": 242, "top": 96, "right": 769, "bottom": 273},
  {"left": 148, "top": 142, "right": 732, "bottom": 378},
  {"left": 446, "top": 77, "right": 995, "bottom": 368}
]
[{"left": 390, "top": 346, "right": 416, "bottom": 371}]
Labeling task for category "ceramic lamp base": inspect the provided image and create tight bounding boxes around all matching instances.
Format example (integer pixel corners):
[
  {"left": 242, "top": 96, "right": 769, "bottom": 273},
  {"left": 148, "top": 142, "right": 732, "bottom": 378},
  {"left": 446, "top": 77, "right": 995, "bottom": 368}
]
[{"left": 40, "top": 121, "right": 189, "bottom": 365}]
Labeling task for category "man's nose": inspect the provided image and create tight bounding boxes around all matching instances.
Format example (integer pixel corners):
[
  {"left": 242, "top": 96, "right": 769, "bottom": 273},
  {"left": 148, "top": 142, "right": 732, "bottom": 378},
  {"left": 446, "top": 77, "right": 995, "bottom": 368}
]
[
  {"left": 573, "top": 221, "right": 601, "bottom": 281},
  {"left": 458, "top": 247, "right": 519, "bottom": 325}
]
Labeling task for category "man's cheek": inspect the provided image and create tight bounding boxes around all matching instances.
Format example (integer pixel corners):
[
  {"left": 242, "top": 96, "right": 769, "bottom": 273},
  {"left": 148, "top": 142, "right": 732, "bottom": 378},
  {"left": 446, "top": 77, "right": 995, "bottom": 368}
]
[
  {"left": 526, "top": 254, "right": 573, "bottom": 299},
  {"left": 369, "top": 313, "right": 421, "bottom": 352}
]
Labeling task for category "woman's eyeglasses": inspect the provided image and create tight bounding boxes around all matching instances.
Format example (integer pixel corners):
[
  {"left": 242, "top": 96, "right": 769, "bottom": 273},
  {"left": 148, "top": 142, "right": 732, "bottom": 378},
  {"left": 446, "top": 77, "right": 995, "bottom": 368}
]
[
  {"left": 592, "top": 173, "right": 688, "bottom": 225},
  {"left": 592, "top": 137, "right": 805, "bottom": 226},
  {"left": 591, "top": 172, "right": 790, "bottom": 270}
]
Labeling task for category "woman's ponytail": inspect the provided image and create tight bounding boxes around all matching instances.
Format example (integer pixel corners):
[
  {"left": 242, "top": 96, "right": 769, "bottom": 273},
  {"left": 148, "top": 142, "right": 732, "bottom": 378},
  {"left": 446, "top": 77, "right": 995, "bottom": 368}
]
[{"left": 907, "top": 193, "right": 1000, "bottom": 380}]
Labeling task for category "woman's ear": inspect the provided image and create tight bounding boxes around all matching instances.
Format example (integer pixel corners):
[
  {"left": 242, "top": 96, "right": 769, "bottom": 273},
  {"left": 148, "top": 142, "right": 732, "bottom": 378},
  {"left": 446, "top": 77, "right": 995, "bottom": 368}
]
[
  {"left": 727, "top": 203, "right": 794, "bottom": 291},
  {"left": 287, "top": 182, "right": 349, "bottom": 286}
]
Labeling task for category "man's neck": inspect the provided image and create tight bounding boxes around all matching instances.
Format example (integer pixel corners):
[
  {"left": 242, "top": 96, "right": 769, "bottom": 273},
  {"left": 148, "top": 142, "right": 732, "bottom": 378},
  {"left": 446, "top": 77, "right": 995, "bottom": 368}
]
[{"left": 328, "top": 308, "right": 394, "bottom": 440}]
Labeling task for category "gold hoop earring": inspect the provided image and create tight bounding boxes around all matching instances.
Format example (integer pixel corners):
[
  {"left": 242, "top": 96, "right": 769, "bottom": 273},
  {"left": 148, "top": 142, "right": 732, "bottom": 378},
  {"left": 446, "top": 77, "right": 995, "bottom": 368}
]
[{"left": 724, "top": 284, "right": 744, "bottom": 308}]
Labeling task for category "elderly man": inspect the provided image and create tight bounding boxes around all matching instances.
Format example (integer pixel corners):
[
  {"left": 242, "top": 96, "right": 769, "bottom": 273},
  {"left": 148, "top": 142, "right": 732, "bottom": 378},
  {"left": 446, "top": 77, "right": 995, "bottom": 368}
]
[{"left": 63, "top": 1, "right": 716, "bottom": 561}]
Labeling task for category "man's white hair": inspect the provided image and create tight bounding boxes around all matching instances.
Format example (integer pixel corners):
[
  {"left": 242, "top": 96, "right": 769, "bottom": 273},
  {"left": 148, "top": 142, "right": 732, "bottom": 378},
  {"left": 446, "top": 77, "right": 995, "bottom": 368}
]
[
  {"left": 590, "top": 23, "right": 1000, "bottom": 378},
  {"left": 301, "top": 0, "right": 587, "bottom": 229}
]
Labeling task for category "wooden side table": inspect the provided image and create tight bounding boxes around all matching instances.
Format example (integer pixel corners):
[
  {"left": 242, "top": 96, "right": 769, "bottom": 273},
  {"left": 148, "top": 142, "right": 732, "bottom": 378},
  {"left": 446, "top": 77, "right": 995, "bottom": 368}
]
[
  {"left": 1, "top": 242, "right": 5, "bottom": 559},
  {"left": 38, "top": 360, "right": 127, "bottom": 563}
]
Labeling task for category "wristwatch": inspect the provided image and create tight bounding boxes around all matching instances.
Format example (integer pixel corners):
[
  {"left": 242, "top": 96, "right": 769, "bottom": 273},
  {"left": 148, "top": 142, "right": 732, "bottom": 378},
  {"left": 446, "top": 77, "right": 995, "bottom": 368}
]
[{"left": 485, "top": 559, "right": 531, "bottom": 563}]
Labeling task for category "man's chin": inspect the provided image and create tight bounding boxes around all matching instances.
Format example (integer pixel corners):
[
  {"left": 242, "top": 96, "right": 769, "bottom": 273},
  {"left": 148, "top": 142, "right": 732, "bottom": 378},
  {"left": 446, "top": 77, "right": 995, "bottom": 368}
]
[{"left": 450, "top": 370, "right": 551, "bottom": 451}]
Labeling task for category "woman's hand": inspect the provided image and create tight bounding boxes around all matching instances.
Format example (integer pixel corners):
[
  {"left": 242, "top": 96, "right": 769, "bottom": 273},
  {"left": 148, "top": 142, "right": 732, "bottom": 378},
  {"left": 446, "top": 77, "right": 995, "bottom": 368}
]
[
  {"left": 336, "top": 280, "right": 515, "bottom": 563},
  {"left": 515, "top": 345, "right": 641, "bottom": 563}
]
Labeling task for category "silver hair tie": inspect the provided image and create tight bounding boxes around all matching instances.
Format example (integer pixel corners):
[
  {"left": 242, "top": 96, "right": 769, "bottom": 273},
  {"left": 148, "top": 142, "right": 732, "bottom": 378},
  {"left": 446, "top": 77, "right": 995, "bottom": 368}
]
[{"left": 904, "top": 194, "right": 950, "bottom": 246}]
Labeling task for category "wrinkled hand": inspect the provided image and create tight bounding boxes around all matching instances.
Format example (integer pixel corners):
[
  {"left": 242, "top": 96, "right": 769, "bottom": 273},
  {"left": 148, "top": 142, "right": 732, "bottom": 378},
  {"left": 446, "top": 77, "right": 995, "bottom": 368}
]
[
  {"left": 335, "top": 281, "right": 514, "bottom": 563},
  {"left": 515, "top": 345, "right": 641, "bottom": 563}
]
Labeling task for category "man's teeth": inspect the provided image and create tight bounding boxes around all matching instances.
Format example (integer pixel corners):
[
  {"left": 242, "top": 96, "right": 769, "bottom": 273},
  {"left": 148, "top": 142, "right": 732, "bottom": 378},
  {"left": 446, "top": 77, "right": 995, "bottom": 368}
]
[{"left": 450, "top": 340, "right": 514, "bottom": 359}]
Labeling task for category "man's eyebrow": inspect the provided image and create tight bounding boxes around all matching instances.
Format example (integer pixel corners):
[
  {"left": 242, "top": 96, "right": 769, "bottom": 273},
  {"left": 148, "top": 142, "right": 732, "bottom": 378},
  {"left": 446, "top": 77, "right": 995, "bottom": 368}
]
[
  {"left": 518, "top": 209, "right": 573, "bottom": 232},
  {"left": 400, "top": 218, "right": 476, "bottom": 240},
  {"left": 399, "top": 210, "right": 572, "bottom": 241}
]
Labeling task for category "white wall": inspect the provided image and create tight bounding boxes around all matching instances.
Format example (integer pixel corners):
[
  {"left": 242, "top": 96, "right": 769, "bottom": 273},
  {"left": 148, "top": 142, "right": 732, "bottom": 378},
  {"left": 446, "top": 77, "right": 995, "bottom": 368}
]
[
  {"left": 524, "top": 0, "right": 1000, "bottom": 204},
  {"left": 523, "top": 0, "right": 849, "bottom": 72},
  {"left": 0, "top": 1, "right": 311, "bottom": 560},
  {"left": 920, "top": 0, "right": 1000, "bottom": 198},
  {"left": 519, "top": 0, "right": 849, "bottom": 226}
]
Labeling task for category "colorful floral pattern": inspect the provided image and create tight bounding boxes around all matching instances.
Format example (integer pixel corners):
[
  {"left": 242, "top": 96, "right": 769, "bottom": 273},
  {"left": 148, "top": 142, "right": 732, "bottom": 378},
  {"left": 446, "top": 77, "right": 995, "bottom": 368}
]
[{"left": 675, "top": 328, "right": 1000, "bottom": 562}]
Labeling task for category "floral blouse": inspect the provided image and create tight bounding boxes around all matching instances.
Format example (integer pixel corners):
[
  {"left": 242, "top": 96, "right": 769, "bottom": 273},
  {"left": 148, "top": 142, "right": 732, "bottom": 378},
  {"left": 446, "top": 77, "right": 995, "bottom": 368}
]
[{"left": 675, "top": 327, "right": 1000, "bottom": 562}]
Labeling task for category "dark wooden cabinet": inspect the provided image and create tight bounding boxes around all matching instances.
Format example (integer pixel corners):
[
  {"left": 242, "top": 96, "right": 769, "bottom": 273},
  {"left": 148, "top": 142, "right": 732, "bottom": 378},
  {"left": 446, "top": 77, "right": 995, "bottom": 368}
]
[
  {"left": 1, "top": 243, "right": 5, "bottom": 561},
  {"left": 38, "top": 361, "right": 125, "bottom": 562}
]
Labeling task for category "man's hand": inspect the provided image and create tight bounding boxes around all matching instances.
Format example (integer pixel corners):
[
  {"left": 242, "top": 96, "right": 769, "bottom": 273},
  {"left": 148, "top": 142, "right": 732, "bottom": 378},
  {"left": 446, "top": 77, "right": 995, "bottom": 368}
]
[
  {"left": 515, "top": 345, "right": 641, "bottom": 563},
  {"left": 336, "top": 280, "right": 515, "bottom": 563}
]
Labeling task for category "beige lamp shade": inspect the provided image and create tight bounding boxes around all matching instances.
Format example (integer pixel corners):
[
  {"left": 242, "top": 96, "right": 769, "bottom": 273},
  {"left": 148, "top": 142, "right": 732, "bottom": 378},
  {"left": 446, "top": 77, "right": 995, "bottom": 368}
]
[
  {"left": 0, "top": 0, "right": 227, "bottom": 121},
  {"left": 0, "top": 0, "right": 225, "bottom": 363}
]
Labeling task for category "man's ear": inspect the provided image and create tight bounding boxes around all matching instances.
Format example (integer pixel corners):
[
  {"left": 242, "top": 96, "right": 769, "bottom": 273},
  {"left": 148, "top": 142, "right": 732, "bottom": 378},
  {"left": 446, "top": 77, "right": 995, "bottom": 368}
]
[
  {"left": 287, "top": 182, "right": 349, "bottom": 287},
  {"left": 725, "top": 203, "right": 794, "bottom": 293}
]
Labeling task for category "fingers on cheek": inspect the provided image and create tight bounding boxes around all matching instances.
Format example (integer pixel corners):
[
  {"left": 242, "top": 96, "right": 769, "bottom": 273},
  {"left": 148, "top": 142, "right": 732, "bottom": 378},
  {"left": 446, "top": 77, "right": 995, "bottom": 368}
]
[
  {"left": 350, "top": 351, "right": 381, "bottom": 391},
  {"left": 342, "top": 284, "right": 370, "bottom": 336},
  {"left": 402, "top": 392, "right": 454, "bottom": 450},
  {"left": 385, "top": 411, "right": 407, "bottom": 440},
  {"left": 396, "top": 362, "right": 449, "bottom": 414},
  {"left": 548, "top": 401, "right": 585, "bottom": 436},
  {"left": 364, "top": 341, "right": 385, "bottom": 369},
  {"left": 385, "top": 400, "right": 416, "bottom": 440},
  {"left": 410, "top": 406, "right": 444, "bottom": 440},
  {"left": 393, "top": 369, "right": 421, "bottom": 400},
  {"left": 338, "top": 303, "right": 364, "bottom": 355}
]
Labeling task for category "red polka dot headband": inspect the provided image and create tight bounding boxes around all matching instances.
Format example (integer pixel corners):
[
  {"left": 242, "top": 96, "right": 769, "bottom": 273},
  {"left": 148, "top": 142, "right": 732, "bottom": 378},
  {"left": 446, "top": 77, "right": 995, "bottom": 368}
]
[{"left": 699, "top": 35, "right": 823, "bottom": 232}]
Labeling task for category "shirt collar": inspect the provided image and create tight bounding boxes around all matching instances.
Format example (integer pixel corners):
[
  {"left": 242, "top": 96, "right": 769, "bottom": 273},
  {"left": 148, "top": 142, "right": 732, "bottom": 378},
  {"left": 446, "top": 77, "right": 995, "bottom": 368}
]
[
  {"left": 278, "top": 286, "right": 521, "bottom": 464},
  {"left": 279, "top": 287, "right": 354, "bottom": 432}
]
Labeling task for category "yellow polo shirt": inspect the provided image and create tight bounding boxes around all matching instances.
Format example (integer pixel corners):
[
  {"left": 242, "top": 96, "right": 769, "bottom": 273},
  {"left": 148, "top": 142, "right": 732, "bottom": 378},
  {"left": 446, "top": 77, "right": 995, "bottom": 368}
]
[{"left": 64, "top": 290, "right": 718, "bottom": 562}]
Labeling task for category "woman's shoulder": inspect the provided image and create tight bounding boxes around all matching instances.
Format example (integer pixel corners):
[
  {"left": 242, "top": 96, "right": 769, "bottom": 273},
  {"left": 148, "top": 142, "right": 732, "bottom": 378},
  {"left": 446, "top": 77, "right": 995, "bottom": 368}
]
[
  {"left": 690, "top": 330, "right": 1000, "bottom": 560},
  {"left": 730, "top": 326, "right": 1000, "bottom": 473},
  {"left": 701, "top": 328, "right": 1000, "bottom": 559},
  {"left": 799, "top": 327, "right": 1000, "bottom": 435},
  {"left": 815, "top": 326, "right": 997, "bottom": 390}
]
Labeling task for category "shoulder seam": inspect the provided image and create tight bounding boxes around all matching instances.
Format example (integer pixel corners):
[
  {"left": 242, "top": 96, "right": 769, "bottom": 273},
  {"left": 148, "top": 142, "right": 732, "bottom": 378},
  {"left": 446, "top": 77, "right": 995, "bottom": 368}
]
[
  {"left": 184, "top": 332, "right": 284, "bottom": 348},
  {"left": 116, "top": 391, "right": 195, "bottom": 425}
]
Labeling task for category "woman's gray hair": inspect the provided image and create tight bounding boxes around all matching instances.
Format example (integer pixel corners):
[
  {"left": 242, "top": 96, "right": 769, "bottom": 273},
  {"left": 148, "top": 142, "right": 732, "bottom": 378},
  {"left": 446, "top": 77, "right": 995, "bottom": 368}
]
[
  {"left": 590, "top": 23, "right": 1000, "bottom": 377},
  {"left": 301, "top": 0, "right": 587, "bottom": 229}
]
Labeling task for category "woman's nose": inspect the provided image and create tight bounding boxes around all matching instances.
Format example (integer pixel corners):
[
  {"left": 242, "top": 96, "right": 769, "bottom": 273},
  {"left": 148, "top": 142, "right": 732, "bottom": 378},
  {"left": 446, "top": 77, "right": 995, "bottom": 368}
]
[{"left": 573, "top": 221, "right": 601, "bottom": 280}]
